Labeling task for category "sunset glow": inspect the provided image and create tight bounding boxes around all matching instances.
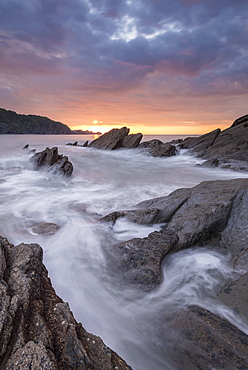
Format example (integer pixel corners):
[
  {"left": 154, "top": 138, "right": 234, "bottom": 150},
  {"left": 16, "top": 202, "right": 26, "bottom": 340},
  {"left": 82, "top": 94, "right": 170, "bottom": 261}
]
[{"left": 1, "top": 1, "right": 247, "bottom": 134}]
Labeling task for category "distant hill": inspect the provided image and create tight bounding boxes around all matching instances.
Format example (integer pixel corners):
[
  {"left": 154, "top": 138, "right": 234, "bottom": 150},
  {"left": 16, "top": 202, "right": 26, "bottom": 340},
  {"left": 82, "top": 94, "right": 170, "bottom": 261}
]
[{"left": 0, "top": 108, "right": 72, "bottom": 134}]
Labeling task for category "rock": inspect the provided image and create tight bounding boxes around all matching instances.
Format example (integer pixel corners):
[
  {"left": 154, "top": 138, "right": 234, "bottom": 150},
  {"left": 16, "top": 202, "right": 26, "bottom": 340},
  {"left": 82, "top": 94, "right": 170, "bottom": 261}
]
[
  {"left": 200, "top": 157, "right": 219, "bottom": 167},
  {"left": 122, "top": 133, "right": 143, "bottom": 148},
  {"left": 88, "top": 127, "right": 143, "bottom": 150},
  {"left": 165, "top": 179, "right": 248, "bottom": 252},
  {"left": 100, "top": 208, "right": 160, "bottom": 225},
  {"left": 178, "top": 114, "right": 248, "bottom": 170},
  {"left": 103, "top": 178, "right": 248, "bottom": 258},
  {"left": 218, "top": 272, "right": 248, "bottom": 322},
  {"left": 23, "top": 144, "right": 29, "bottom": 149},
  {"left": 231, "top": 113, "right": 248, "bottom": 127},
  {"left": 67, "top": 141, "right": 88, "bottom": 147},
  {"left": 179, "top": 128, "right": 220, "bottom": 156},
  {"left": 0, "top": 236, "right": 131, "bottom": 370},
  {"left": 31, "top": 147, "right": 73, "bottom": 176},
  {"left": 139, "top": 139, "right": 177, "bottom": 157},
  {"left": 29, "top": 222, "right": 59, "bottom": 235},
  {"left": 105, "top": 229, "right": 178, "bottom": 291},
  {"left": 164, "top": 305, "right": 248, "bottom": 370}
]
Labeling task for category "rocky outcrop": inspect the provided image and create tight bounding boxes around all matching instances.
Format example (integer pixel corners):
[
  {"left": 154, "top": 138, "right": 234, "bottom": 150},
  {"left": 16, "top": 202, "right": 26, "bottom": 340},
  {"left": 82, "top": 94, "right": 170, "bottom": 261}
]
[
  {"left": 0, "top": 236, "right": 131, "bottom": 369},
  {"left": 105, "top": 230, "right": 178, "bottom": 291},
  {"left": 101, "top": 178, "right": 248, "bottom": 288},
  {"left": 88, "top": 127, "right": 142, "bottom": 150},
  {"left": 165, "top": 305, "right": 248, "bottom": 369},
  {"left": 138, "top": 139, "right": 177, "bottom": 157},
  {"left": 178, "top": 114, "right": 248, "bottom": 171},
  {"left": 31, "top": 147, "right": 73, "bottom": 176}
]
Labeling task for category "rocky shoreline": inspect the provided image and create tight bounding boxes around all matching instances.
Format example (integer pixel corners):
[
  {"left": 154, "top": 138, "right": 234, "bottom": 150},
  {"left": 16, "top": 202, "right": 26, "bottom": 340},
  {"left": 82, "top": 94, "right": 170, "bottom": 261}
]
[{"left": 1, "top": 114, "right": 248, "bottom": 369}]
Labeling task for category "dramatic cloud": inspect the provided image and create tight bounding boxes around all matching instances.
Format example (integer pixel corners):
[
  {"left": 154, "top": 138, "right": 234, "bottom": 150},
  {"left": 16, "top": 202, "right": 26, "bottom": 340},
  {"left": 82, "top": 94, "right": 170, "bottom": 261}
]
[{"left": 0, "top": 0, "right": 248, "bottom": 133}]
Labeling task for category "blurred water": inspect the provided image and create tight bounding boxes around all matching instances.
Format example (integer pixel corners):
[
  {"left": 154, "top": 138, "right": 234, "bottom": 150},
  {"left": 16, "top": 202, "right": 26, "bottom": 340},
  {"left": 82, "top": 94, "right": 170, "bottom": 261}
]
[{"left": 0, "top": 134, "right": 247, "bottom": 369}]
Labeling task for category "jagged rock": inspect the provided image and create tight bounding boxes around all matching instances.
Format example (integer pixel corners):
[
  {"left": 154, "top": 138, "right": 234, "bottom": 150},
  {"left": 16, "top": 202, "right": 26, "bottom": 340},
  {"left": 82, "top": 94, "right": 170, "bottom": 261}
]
[
  {"left": 139, "top": 139, "right": 177, "bottom": 157},
  {"left": 88, "top": 127, "right": 142, "bottom": 150},
  {"left": 218, "top": 272, "right": 248, "bottom": 322},
  {"left": 105, "top": 230, "right": 178, "bottom": 291},
  {"left": 0, "top": 236, "right": 131, "bottom": 370},
  {"left": 164, "top": 305, "right": 248, "bottom": 369},
  {"left": 178, "top": 114, "right": 248, "bottom": 170},
  {"left": 122, "top": 133, "right": 143, "bottom": 148},
  {"left": 102, "top": 178, "right": 248, "bottom": 259},
  {"left": 179, "top": 129, "right": 220, "bottom": 156},
  {"left": 31, "top": 147, "right": 73, "bottom": 176}
]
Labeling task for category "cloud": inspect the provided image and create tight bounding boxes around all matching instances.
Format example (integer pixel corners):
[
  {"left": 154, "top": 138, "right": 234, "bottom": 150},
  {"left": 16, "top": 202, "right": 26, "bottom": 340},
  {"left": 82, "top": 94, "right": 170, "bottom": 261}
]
[{"left": 0, "top": 0, "right": 248, "bottom": 131}]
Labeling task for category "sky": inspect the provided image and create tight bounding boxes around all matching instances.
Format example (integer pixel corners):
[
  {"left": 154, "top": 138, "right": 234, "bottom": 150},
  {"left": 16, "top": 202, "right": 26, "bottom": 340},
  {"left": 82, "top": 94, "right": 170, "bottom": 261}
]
[{"left": 0, "top": 0, "right": 248, "bottom": 134}]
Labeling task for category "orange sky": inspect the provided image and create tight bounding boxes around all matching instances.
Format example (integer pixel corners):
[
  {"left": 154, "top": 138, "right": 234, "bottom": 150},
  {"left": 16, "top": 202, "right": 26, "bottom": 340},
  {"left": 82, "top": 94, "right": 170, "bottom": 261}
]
[{"left": 1, "top": 0, "right": 247, "bottom": 135}]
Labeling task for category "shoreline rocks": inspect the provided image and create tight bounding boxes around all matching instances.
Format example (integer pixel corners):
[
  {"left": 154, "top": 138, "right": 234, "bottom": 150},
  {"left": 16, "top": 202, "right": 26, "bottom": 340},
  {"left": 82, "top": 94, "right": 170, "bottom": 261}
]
[
  {"left": 102, "top": 178, "right": 248, "bottom": 260},
  {"left": 31, "top": 147, "right": 73, "bottom": 176},
  {"left": 177, "top": 114, "right": 248, "bottom": 171},
  {"left": 0, "top": 236, "right": 131, "bottom": 370}
]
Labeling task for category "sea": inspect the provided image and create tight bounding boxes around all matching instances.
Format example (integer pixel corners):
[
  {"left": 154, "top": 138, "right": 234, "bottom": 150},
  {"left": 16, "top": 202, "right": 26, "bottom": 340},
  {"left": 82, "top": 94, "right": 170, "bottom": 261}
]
[{"left": 0, "top": 134, "right": 248, "bottom": 370}]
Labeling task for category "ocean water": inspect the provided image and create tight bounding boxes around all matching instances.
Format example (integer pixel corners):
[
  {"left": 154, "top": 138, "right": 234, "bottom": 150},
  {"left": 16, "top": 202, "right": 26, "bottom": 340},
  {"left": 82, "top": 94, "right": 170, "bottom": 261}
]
[{"left": 0, "top": 134, "right": 247, "bottom": 369}]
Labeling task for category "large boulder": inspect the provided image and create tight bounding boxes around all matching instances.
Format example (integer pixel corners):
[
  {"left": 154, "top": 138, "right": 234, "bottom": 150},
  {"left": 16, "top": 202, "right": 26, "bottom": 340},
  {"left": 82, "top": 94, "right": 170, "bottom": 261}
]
[
  {"left": 0, "top": 236, "right": 131, "bottom": 370},
  {"left": 31, "top": 147, "right": 73, "bottom": 176},
  {"left": 88, "top": 127, "right": 142, "bottom": 150},
  {"left": 139, "top": 139, "right": 177, "bottom": 157}
]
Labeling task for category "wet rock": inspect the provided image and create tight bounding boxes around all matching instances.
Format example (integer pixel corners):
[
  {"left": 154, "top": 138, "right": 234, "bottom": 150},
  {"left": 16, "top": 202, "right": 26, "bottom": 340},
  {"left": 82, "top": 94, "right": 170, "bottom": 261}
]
[
  {"left": 103, "top": 178, "right": 248, "bottom": 259},
  {"left": 218, "top": 272, "right": 248, "bottom": 322},
  {"left": 100, "top": 208, "right": 160, "bottom": 225},
  {"left": 200, "top": 158, "right": 219, "bottom": 167},
  {"left": 139, "top": 139, "right": 177, "bottom": 157},
  {"left": 106, "top": 229, "right": 178, "bottom": 291},
  {"left": 23, "top": 144, "right": 29, "bottom": 149},
  {"left": 31, "top": 147, "right": 73, "bottom": 176},
  {"left": 29, "top": 222, "right": 59, "bottom": 235},
  {"left": 0, "top": 236, "right": 131, "bottom": 370},
  {"left": 88, "top": 127, "right": 142, "bottom": 150},
  {"left": 165, "top": 305, "right": 248, "bottom": 370}
]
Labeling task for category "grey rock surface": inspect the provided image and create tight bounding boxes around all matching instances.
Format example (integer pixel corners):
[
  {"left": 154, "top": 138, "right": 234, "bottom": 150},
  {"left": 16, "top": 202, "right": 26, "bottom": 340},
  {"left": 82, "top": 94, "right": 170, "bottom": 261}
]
[
  {"left": 106, "top": 229, "right": 178, "bottom": 291},
  {"left": 139, "top": 139, "right": 177, "bottom": 157},
  {"left": 178, "top": 114, "right": 248, "bottom": 170},
  {"left": 165, "top": 305, "right": 248, "bottom": 370},
  {"left": 218, "top": 272, "right": 248, "bottom": 322},
  {"left": 31, "top": 147, "right": 73, "bottom": 176},
  {"left": 0, "top": 236, "right": 131, "bottom": 370},
  {"left": 88, "top": 127, "right": 142, "bottom": 150}
]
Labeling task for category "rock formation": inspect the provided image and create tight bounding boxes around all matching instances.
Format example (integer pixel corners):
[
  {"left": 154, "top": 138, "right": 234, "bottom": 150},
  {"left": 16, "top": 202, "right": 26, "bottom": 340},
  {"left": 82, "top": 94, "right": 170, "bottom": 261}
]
[
  {"left": 139, "top": 139, "right": 177, "bottom": 157},
  {"left": 178, "top": 114, "right": 248, "bottom": 171},
  {"left": 88, "top": 127, "right": 142, "bottom": 150},
  {"left": 104, "top": 229, "right": 178, "bottom": 291},
  {"left": 100, "top": 177, "right": 248, "bottom": 368},
  {"left": 31, "top": 147, "right": 73, "bottom": 176},
  {"left": 0, "top": 236, "right": 131, "bottom": 369},
  {"left": 101, "top": 178, "right": 248, "bottom": 287}
]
